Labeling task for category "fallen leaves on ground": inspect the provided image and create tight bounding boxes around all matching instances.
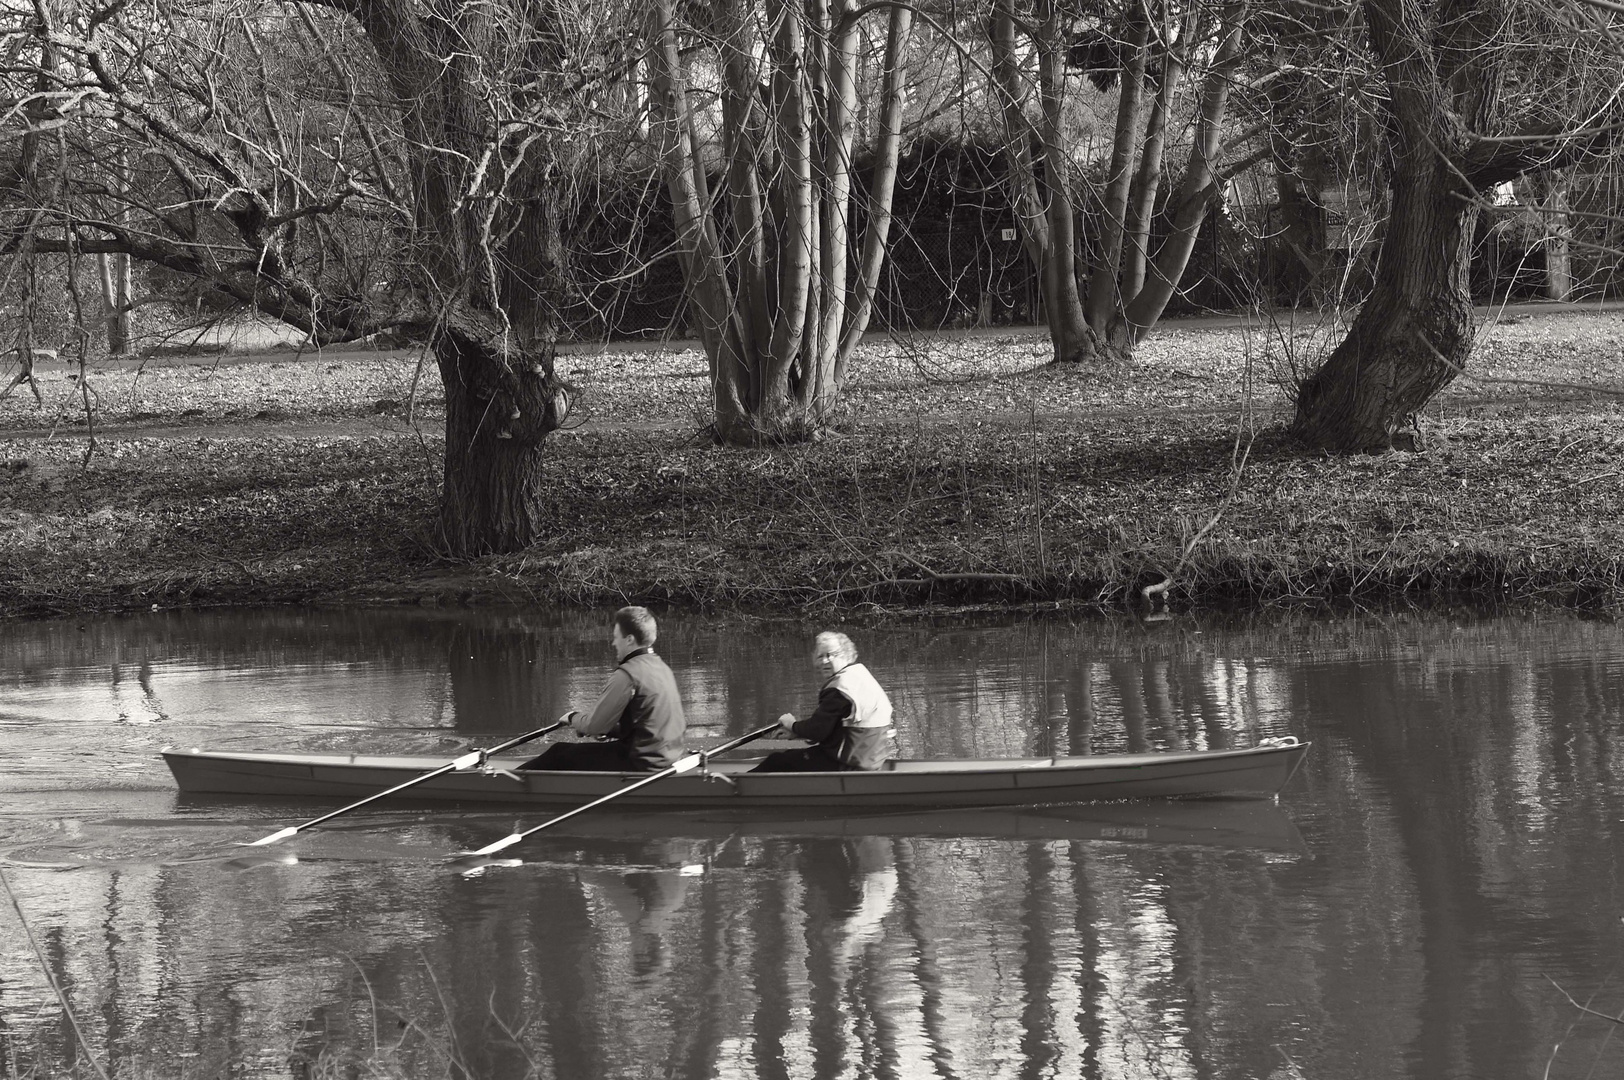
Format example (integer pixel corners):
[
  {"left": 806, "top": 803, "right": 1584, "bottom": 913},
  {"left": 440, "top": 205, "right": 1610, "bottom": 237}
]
[{"left": 2, "top": 308, "right": 1623, "bottom": 615}]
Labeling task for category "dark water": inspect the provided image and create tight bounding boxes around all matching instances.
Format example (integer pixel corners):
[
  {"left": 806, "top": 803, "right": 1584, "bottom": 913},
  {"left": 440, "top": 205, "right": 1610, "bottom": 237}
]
[{"left": 3, "top": 607, "right": 1624, "bottom": 1079}]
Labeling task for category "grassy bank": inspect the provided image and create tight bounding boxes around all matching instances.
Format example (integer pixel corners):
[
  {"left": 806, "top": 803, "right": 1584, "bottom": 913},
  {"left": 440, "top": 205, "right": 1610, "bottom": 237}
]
[{"left": 2, "top": 307, "right": 1623, "bottom": 618}]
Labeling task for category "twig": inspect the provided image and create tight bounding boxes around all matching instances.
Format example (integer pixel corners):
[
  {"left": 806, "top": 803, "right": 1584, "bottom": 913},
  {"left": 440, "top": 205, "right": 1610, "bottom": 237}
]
[
  {"left": 1546, "top": 974, "right": 1624, "bottom": 1025},
  {"left": 0, "top": 867, "right": 113, "bottom": 1080},
  {"left": 1351, "top": 525, "right": 1407, "bottom": 594},
  {"left": 343, "top": 954, "right": 384, "bottom": 1059},
  {"left": 818, "top": 548, "right": 1033, "bottom": 600},
  {"left": 1556, "top": 470, "right": 1620, "bottom": 492},
  {"left": 416, "top": 948, "right": 471, "bottom": 1075},
  {"left": 888, "top": 548, "right": 1030, "bottom": 584},
  {"left": 1142, "top": 434, "right": 1255, "bottom": 604}
]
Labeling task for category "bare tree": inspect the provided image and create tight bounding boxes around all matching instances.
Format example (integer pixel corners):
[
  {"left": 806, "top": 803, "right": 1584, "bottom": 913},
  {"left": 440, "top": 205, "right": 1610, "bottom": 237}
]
[
  {"left": 990, "top": 0, "right": 1255, "bottom": 365},
  {"left": 1292, "top": 0, "right": 1623, "bottom": 452},
  {"left": 647, "top": 0, "right": 914, "bottom": 443},
  {"left": 0, "top": 0, "right": 639, "bottom": 553}
]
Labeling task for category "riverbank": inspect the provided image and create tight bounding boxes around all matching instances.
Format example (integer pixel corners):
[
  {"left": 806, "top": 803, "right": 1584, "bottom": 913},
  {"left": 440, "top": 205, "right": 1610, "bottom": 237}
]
[{"left": 3, "top": 306, "right": 1623, "bottom": 618}]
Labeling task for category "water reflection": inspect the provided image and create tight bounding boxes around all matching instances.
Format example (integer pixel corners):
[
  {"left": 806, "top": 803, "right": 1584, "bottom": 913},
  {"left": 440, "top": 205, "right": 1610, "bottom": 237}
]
[{"left": 4, "top": 608, "right": 1624, "bottom": 1078}]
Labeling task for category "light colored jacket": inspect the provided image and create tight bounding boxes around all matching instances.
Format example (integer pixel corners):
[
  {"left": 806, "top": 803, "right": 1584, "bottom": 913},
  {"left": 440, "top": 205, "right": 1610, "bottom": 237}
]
[{"left": 822, "top": 662, "right": 895, "bottom": 769}]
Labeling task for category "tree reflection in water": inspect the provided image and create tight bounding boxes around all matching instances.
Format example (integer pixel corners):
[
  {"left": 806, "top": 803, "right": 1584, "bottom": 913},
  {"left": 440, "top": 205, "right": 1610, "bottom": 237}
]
[{"left": 7, "top": 608, "right": 1624, "bottom": 1079}]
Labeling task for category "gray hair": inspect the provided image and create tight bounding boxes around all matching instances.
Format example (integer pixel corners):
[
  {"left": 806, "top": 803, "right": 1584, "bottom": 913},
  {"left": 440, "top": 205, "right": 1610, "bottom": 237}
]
[{"left": 814, "top": 630, "right": 857, "bottom": 662}]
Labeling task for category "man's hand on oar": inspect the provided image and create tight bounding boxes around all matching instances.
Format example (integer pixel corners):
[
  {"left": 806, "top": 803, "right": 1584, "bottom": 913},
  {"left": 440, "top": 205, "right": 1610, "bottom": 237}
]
[
  {"left": 245, "top": 715, "right": 574, "bottom": 847},
  {"left": 451, "top": 723, "right": 779, "bottom": 863}
]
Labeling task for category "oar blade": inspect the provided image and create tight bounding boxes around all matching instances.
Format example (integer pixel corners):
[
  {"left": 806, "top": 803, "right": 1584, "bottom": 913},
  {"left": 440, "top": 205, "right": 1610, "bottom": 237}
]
[
  {"left": 468, "top": 833, "right": 522, "bottom": 857},
  {"left": 446, "top": 853, "right": 522, "bottom": 874},
  {"left": 239, "top": 713, "right": 571, "bottom": 848},
  {"left": 245, "top": 826, "right": 301, "bottom": 847}
]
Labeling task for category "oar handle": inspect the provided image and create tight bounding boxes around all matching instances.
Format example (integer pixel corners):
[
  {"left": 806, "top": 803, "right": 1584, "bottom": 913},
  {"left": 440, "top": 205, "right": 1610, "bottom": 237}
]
[
  {"left": 697, "top": 723, "right": 782, "bottom": 763},
  {"left": 424, "top": 718, "right": 575, "bottom": 775},
  {"left": 466, "top": 723, "right": 781, "bottom": 857},
  {"left": 472, "top": 718, "right": 575, "bottom": 764},
  {"left": 247, "top": 717, "right": 571, "bottom": 846}
]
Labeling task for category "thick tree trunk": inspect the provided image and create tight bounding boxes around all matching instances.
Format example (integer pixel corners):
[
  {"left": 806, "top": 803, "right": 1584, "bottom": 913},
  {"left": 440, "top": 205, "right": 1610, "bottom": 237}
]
[
  {"left": 1292, "top": 0, "right": 1500, "bottom": 453},
  {"left": 354, "top": 0, "right": 573, "bottom": 553},
  {"left": 1293, "top": 142, "right": 1476, "bottom": 451},
  {"left": 435, "top": 309, "right": 567, "bottom": 554}
]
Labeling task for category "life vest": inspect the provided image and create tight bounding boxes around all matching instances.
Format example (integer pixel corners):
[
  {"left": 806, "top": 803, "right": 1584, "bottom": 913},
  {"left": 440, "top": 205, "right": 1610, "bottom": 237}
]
[
  {"left": 824, "top": 663, "right": 894, "bottom": 769},
  {"left": 614, "top": 649, "right": 686, "bottom": 769}
]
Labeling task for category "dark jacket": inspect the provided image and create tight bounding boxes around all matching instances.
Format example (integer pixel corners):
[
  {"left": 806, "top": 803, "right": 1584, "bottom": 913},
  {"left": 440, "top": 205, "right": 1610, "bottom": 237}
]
[{"left": 578, "top": 648, "right": 686, "bottom": 769}]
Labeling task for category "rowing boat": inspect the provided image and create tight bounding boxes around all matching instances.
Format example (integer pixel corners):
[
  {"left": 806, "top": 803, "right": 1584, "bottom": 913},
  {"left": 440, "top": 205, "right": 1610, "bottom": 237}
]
[{"left": 162, "top": 737, "right": 1309, "bottom": 810}]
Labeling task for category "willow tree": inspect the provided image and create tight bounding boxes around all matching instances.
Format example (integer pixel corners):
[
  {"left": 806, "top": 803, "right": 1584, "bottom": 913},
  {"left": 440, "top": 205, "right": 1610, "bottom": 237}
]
[
  {"left": 648, "top": 0, "right": 914, "bottom": 443},
  {"left": 0, "top": 0, "right": 633, "bottom": 553},
  {"left": 990, "top": 0, "right": 1252, "bottom": 365},
  {"left": 1292, "top": 0, "right": 1622, "bottom": 451}
]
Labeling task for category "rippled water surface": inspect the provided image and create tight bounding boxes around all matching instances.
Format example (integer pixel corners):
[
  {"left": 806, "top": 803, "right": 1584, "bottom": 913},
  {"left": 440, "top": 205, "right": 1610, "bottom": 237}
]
[{"left": 4, "top": 606, "right": 1624, "bottom": 1079}]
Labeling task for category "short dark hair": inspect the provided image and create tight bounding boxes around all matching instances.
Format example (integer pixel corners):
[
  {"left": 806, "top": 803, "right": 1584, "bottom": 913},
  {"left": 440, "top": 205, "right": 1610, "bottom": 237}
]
[{"left": 615, "top": 606, "right": 657, "bottom": 647}]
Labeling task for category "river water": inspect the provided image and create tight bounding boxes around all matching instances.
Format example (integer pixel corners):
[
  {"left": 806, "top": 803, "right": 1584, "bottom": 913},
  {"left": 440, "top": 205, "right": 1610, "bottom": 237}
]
[{"left": 3, "top": 606, "right": 1624, "bottom": 1079}]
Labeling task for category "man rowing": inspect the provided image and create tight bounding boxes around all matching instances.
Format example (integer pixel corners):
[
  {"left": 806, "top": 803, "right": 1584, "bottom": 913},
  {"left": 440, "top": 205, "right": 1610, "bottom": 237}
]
[
  {"left": 519, "top": 606, "right": 686, "bottom": 772},
  {"left": 751, "top": 631, "right": 895, "bottom": 772}
]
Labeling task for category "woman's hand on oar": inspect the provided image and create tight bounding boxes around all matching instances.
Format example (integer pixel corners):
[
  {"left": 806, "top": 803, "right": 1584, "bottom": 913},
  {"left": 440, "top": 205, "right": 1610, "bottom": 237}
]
[
  {"left": 455, "top": 723, "right": 780, "bottom": 860},
  {"left": 245, "top": 715, "right": 574, "bottom": 847}
]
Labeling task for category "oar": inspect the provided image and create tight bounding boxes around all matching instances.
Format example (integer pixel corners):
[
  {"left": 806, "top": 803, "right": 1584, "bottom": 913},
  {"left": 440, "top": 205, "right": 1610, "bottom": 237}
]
[
  {"left": 246, "top": 716, "right": 573, "bottom": 846},
  {"left": 459, "top": 723, "right": 780, "bottom": 858}
]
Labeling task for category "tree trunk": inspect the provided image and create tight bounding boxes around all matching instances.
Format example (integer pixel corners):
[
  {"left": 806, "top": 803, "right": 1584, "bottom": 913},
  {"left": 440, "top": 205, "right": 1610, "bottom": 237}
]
[
  {"left": 97, "top": 252, "right": 131, "bottom": 356},
  {"left": 1292, "top": 149, "right": 1476, "bottom": 451},
  {"left": 835, "top": 2, "right": 912, "bottom": 376},
  {"left": 1292, "top": 0, "right": 1502, "bottom": 453},
  {"left": 651, "top": 0, "right": 912, "bottom": 444},
  {"left": 1122, "top": 4, "right": 1246, "bottom": 339},
  {"left": 1085, "top": 8, "right": 1149, "bottom": 330},
  {"left": 434, "top": 308, "right": 568, "bottom": 554},
  {"left": 1533, "top": 170, "right": 1574, "bottom": 302},
  {"left": 991, "top": 0, "right": 1244, "bottom": 368},
  {"left": 97, "top": 146, "right": 132, "bottom": 357},
  {"left": 1266, "top": 75, "right": 1331, "bottom": 305},
  {"left": 990, "top": 0, "right": 1101, "bottom": 366},
  {"left": 1272, "top": 174, "right": 1325, "bottom": 303},
  {"left": 352, "top": 0, "right": 574, "bottom": 551}
]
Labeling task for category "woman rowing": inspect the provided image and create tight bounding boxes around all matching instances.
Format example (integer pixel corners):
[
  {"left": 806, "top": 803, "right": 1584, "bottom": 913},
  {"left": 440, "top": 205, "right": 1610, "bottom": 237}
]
[{"left": 751, "top": 631, "right": 894, "bottom": 772}]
